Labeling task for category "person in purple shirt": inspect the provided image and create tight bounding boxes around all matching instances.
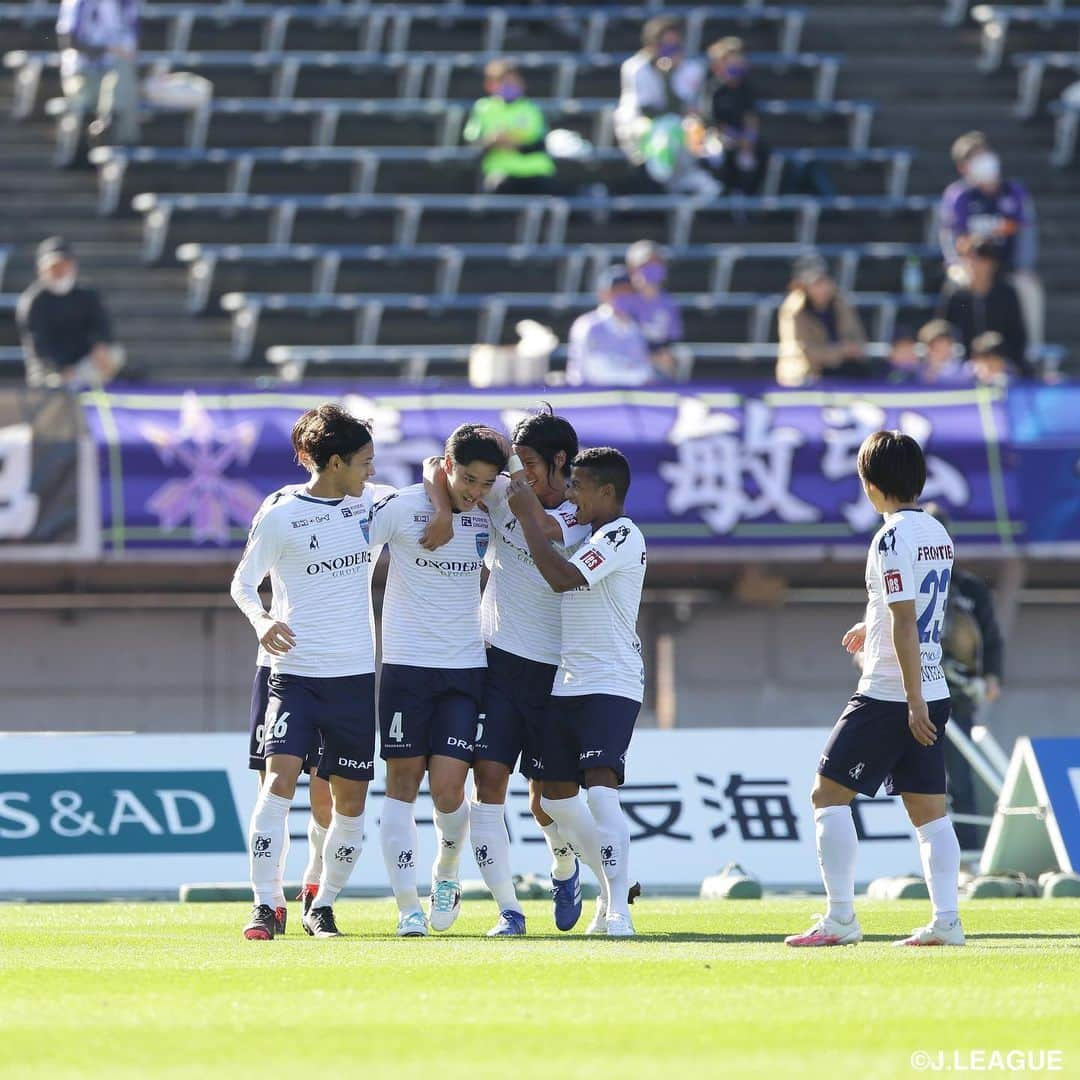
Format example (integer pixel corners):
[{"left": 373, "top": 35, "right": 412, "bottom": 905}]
[
  {"left": 938, "top": 131, "right": 1043, "bottom": 360},
  {"left": 623, "top": 241, "right": 682, "bottom": 378},
  {"left": 566, "top": 268, "right": 655, "bottom": 386}
]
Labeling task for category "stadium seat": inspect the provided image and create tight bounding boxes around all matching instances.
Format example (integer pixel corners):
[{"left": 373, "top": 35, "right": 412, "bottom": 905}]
[
  {"left": 1012, "top": 51, "right": 1080, "bottom": 118},
  {"left": 1048, "top": 98, "right": 1080, "bottom": 166},
  {"left": 971, "top": 5, "right": 1080, "bottom": 72},
  {"left": 0, "top": 246, "right": 9, "bottom": 292}
]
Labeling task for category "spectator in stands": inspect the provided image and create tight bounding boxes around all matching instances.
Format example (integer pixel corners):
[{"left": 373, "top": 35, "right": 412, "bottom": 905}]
[
  {"left": 916, "top": 319, "right": 970, "bottom": 386},
  {"left": 925, "top": 501, "right": 1004, "bottom": 853},
  {"left": 17, "top": 237, "right": 124, "bottom": 389},
  {"left": 701, "top": 37, "right": 767, "bottom": 195},
  {"left": 776, "top": 255, "right": 869, "bottom": 386},
  {"left": 939, "top": 131, "right": 1044, "bottom": 360},
  {"left": 624, "top": 240, "right": 682, "bottom": 377},
  {"left": 885, "top": 326, "right": 920, "bottom": 384},
  {"left": 56, "top": 0, "right": 140, "bottom": 147},
  {"left": 566, "top": 267, "right": 655, "bottom": 386},
  {"left": 613, "top": 16, "right": 718, "bottom": 197},
  {"left": 967, "top": 332, "right": 1013, "bottom": 388},
  {"left": 936, "top": 239, "right": 1030, "bottom": 376},
  {"left": 463, "top": 60, "right": 558, "bottom": 195}
]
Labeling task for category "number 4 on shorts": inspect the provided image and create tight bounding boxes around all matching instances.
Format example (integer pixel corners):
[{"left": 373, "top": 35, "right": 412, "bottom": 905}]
[{"left": 389, "top": 712, "right": 404, "bottom": 742}]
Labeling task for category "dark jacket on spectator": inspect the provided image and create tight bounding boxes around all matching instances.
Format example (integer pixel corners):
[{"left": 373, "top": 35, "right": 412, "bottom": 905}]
[
  {"left": 936, "top": 278, "right": 1030, "bottom": 375},
  {"left": 708, "top": 75, "right": 758, "bottom": 133},
  {"left": 17, "top": 281, "right": 113, "bottom": 384}
]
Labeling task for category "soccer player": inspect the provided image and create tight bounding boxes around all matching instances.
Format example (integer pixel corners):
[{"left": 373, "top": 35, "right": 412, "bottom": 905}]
[
  {"left": 786, "top": 430, "right": 963, "bottom": 948},
  {"left": 469, "top": 407, "right": 591, "bottom": 935},
  {"left": 368, "top": 424, "right": 508, "bottom": 937},
  {"left": 507, "top": 448, "right": 647, "bottom": 937},
  {"left": 231, "top": 405, "right": 397, "bottom": 940}
]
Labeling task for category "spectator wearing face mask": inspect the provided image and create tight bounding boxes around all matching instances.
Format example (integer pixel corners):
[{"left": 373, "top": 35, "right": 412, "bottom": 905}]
[
  {"left": 623, "top": 240, "right": 683, "bottom": 377},
  {"left": 939, "top": 131, "right": 1044, "bottom": 359},
  {"left": 916, "top": 319, "right": 970, "bottom": 386},
  {"left": 463, "top": 59, "right": 557, "bottom": 195},
  {"left": 566, "top": 267, "right": 655, "bottom": 386},
  {"left": 776, "top": 255, "right": 869, "bottom": 386},
  {"left": 936, "top": 239, "right": 1030, "bottom": 377},
  {"left": 16, "top": 236, "right": 124, "bottom": 388},
  {"left": 702, "top": 37, "right": 767, "bottom": 195},
  {"left": 613, "top": 16, "right": 717, "bottom": 197}
]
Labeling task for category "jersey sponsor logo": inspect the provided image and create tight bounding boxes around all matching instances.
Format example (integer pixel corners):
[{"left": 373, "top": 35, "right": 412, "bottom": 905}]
[
  {"left": 413, "top": 513, "right": 431, "bottom": 524},
  {"left": 916, "top": 544, "right": 953, "bottom": 561},
  {"left": 603, "top": 524, "right": 631, "bottom": 549},
  {"left": 336, "top": 757, "right": 373, "bottom": 771},
  {"left": 884, "top": 569, "right": 904, "bottom": 595},
  {"left": 305, "top": 551, "right": 373, "bottom": 575},
  {"left": 414, "top": 556, "right": 483, "bottom": 574},
  {"left": 458, "top": 514, "right": 487, "bottom": 528},
  {"left": 878, "top": 528, "right": 897, "bottom": 555},
  {"left": 291, "top": 513, "right": 331, "bottom": 529},
  {"left": 559, "top": 511, "right": 577, "bottom": 526},
  {"left": 475, "top": 531, "right": 489, "bottom": 559},
  {"left": 580, "top": 548, "right": 605, "bottom": 571}
]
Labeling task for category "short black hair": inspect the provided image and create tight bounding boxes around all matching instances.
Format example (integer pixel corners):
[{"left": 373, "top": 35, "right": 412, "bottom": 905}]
[
  {"left": 856, "top": 430, "right": 926, "bottom": 503},
  {"left": 573, "top": 447, "right": 631, "bottom": 502},
  {"left": 292, "top": 404, "right": 372, "bottom": 471},
  {"left": 446, "top": 423, "right": 508, "bottom": 472},
  {"left": 513, "top": 404, "right": 579, "bottom": 478}
]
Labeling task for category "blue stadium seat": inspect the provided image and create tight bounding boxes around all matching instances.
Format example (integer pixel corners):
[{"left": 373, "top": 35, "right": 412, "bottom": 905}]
[{"left": 971, "top": 4, "right": 1080, "bottom": 72}]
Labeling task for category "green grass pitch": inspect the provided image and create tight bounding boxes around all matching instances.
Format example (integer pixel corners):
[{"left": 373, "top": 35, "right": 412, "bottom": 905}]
[{"left": 2, "top": 898, "right": 1078, "bottom": 1080}]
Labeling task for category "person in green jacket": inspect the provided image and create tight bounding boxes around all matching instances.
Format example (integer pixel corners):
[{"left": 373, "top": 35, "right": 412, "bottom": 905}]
[{"left": 464, "top": 60, "right": 558, "bottom": 194}]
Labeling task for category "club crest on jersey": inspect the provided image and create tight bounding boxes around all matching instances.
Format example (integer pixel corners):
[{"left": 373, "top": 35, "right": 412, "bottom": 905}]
[
  {"left": 878, "top": 528, "right": 897, "bottom": 555},
  {"left": 359, "top": 515, "right": 370, "bottom": 543},
  {"left": 475, "top": 531, "right": 489, "bottom": 559},
  {"left": 603, "top": 524, "right": 631, "bottom": 549},
  {"left": 884, "top": 569, "right": 904, "bottom": 595}
]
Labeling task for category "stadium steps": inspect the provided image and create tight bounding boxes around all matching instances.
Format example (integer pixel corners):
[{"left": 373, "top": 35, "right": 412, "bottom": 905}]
[{"left": 802, "top": 3, "right": 1079, "bottom": 367}]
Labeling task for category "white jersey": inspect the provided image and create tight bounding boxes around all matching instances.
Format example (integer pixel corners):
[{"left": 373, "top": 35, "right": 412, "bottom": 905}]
[
  {"left": 231, "top": 482, "right": 394, "bottom": 678},
  {"left": 858, "top": 508, "right": 954, "bottom": 703},
  {"left": 249, "top": 483, "right": 304, "bottom": 670},
  {"left": 481, "top": 476, "right": 592, "bottom": 666},
  {"left": 368, "top": 483, "right": 489, "bottom": 669},
  {"left": 553, "top": 516, "right": 647, "bottom": 702}
]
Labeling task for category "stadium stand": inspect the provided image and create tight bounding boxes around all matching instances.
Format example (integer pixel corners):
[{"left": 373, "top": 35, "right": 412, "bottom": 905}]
[{"left": 0, "top": 0, "right": 1075, "bottom": 381}]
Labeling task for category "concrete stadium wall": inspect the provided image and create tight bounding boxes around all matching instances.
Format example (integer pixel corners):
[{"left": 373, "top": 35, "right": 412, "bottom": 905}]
[{"left": 2, "top": 600, "right": 1076, "bottom": 753}]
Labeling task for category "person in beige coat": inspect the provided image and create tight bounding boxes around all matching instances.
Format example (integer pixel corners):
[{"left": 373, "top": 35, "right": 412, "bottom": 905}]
[{"left": 776, "top": 255, "right": 869, "bottom": 386}]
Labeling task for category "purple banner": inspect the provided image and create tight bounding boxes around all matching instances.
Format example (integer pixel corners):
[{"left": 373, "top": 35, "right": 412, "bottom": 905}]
[{"left": 80, "top": 383, "right": 1030, "bottom": 557}]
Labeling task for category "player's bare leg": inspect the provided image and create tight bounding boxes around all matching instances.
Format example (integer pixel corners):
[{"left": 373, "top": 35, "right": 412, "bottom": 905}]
[
  {"left": 428, "top": 754, "right": 471, "bottom": 932},
  {"left": 381, "top": 756, "right": 428, "bottom": 936},
  {"left": 472, "top": 759, "right": 525, "bottom": 936},
  {"left": 786, "top": 776, "right": 863, "bottom": 947},
  {"left": 895, "top": 792, "right": 964, "bottom": 946}
]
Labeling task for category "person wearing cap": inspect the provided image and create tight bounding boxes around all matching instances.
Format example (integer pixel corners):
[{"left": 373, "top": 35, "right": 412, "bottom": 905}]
[
  {"left": 463, "top": 59, "right": 558, "bottom": 195},
  {"left": 938, "top": 131, "right": 1043, "bottom": 359},
  {"left": 566, "top": 268, "right": 655, "bottom": 386},
  {"left": 16, "top": 237, "right": 124, "bottom": 389},
  {"left": 776, "top": 255, "right": 869, "bottom": 387},
  {"left": 623, "top": 240, "right": 683, "bottom": 377},
  {"left": 916, "top": 320, "right": 970, "bottom": 386},
  {"left": 936, "top": 239, "right": 1029, "bottom": 377},
  {"left": 702, "top": 37, "right": 767, "bottom": 195},
  {"left": 613, "top": 16, "right": 717, "bottom": 197},
  {"left": 56, "top": 0, "right": 141, "bottom": 147}
]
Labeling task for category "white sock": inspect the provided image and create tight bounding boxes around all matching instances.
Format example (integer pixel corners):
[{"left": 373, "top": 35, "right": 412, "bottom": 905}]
[
  {"left": 313, "top": 811, "right": 364, "bottom": 909},
  {"left": 540, "top": 794, "right": 610, "bottom": 906},
  {"left": 815, "top": 805, "right": 857, "bottom": 923},
  {"left": 433, "top": 797, "right": 470, "bottom": 882},
  {"left": 916, "top": 815, "right": 961, "bottom": 926},
  {"left": 470, "top": 802, "right": 522, "bottom": 915},
  {"left": 303, "top": 818, "right": 327, "bottom": 889},
  {"left": 540, "top": 821, "right": 577, "bottom": 880},
  {"left": 379, "top": 796, "right": 420, "bottom": 915},
  {"left": 249, "top": 790, "right": 291, "bottom": 908},
  {"left": 587, "top": 787, "right": 631, "bottom": 918},
  {"left": 272, "top": 817, "right": 290, "bottom": 909}
]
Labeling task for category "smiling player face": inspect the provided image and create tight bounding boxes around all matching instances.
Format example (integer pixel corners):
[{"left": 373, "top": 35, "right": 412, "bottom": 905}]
[
  {"left": 444, "top": 457, "right": 500, "bottom": 511},
  {"left": 513, "top": 443, "right": 567, "bottom": 505},
  {"left": 566, "top": 465, "right": 609, "bottom": 527},
  {"left": 332, "top": 442, "right": 376, "bottom": 498}
]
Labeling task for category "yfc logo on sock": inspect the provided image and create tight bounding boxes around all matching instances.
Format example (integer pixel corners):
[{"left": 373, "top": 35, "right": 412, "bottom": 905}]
[
  {"left": 397, "top": 849, "right": 414, "bottom": 870},
  {"left": 474, "top": 844, "right": 494, "bottom": 867},
  {"left": 252, "top": 835, "right": 273, "bottom": 858},
  {"left": 334, "top": 845, "right": 356, "bottom": 863},
  {"left": 601, "top": 845, "right": 616, "bottom": 867}
]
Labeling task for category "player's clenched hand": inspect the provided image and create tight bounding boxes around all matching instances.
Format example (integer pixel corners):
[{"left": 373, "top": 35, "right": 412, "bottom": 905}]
[
  {"left": 506, "top": 475, "right": 537, "bottom": 517},
  {"left": 259, "top": 619, "right": 296, "bottom": 655},
  {"left": 841, "top": 621, "right": 866, "bottom": 654},
  {"left": 908, "top": 699, "right": 936, "bottom": 746},
  {"left": 420, "top": 509, "right": 454, "bottom": 550}
]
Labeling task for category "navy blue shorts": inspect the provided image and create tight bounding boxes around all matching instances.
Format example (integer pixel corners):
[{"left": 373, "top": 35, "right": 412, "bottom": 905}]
[
  {"left": 378, "top": 663, "right": 485, "bottom": 764},
  {"left": 476, "top": 646, "right": 557, "bottom": 779},
  {"left": 247, "top": 666, "right": 324, "bottom": 773},
  {"left": 817, "top": 693, "right": 951, "bottom": 797},
  {"left": 543, "top": 693, "right": 640, "bottom": 787},
  {"left": 263, "top": 672, "right": 376, "bottom": 781}
]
